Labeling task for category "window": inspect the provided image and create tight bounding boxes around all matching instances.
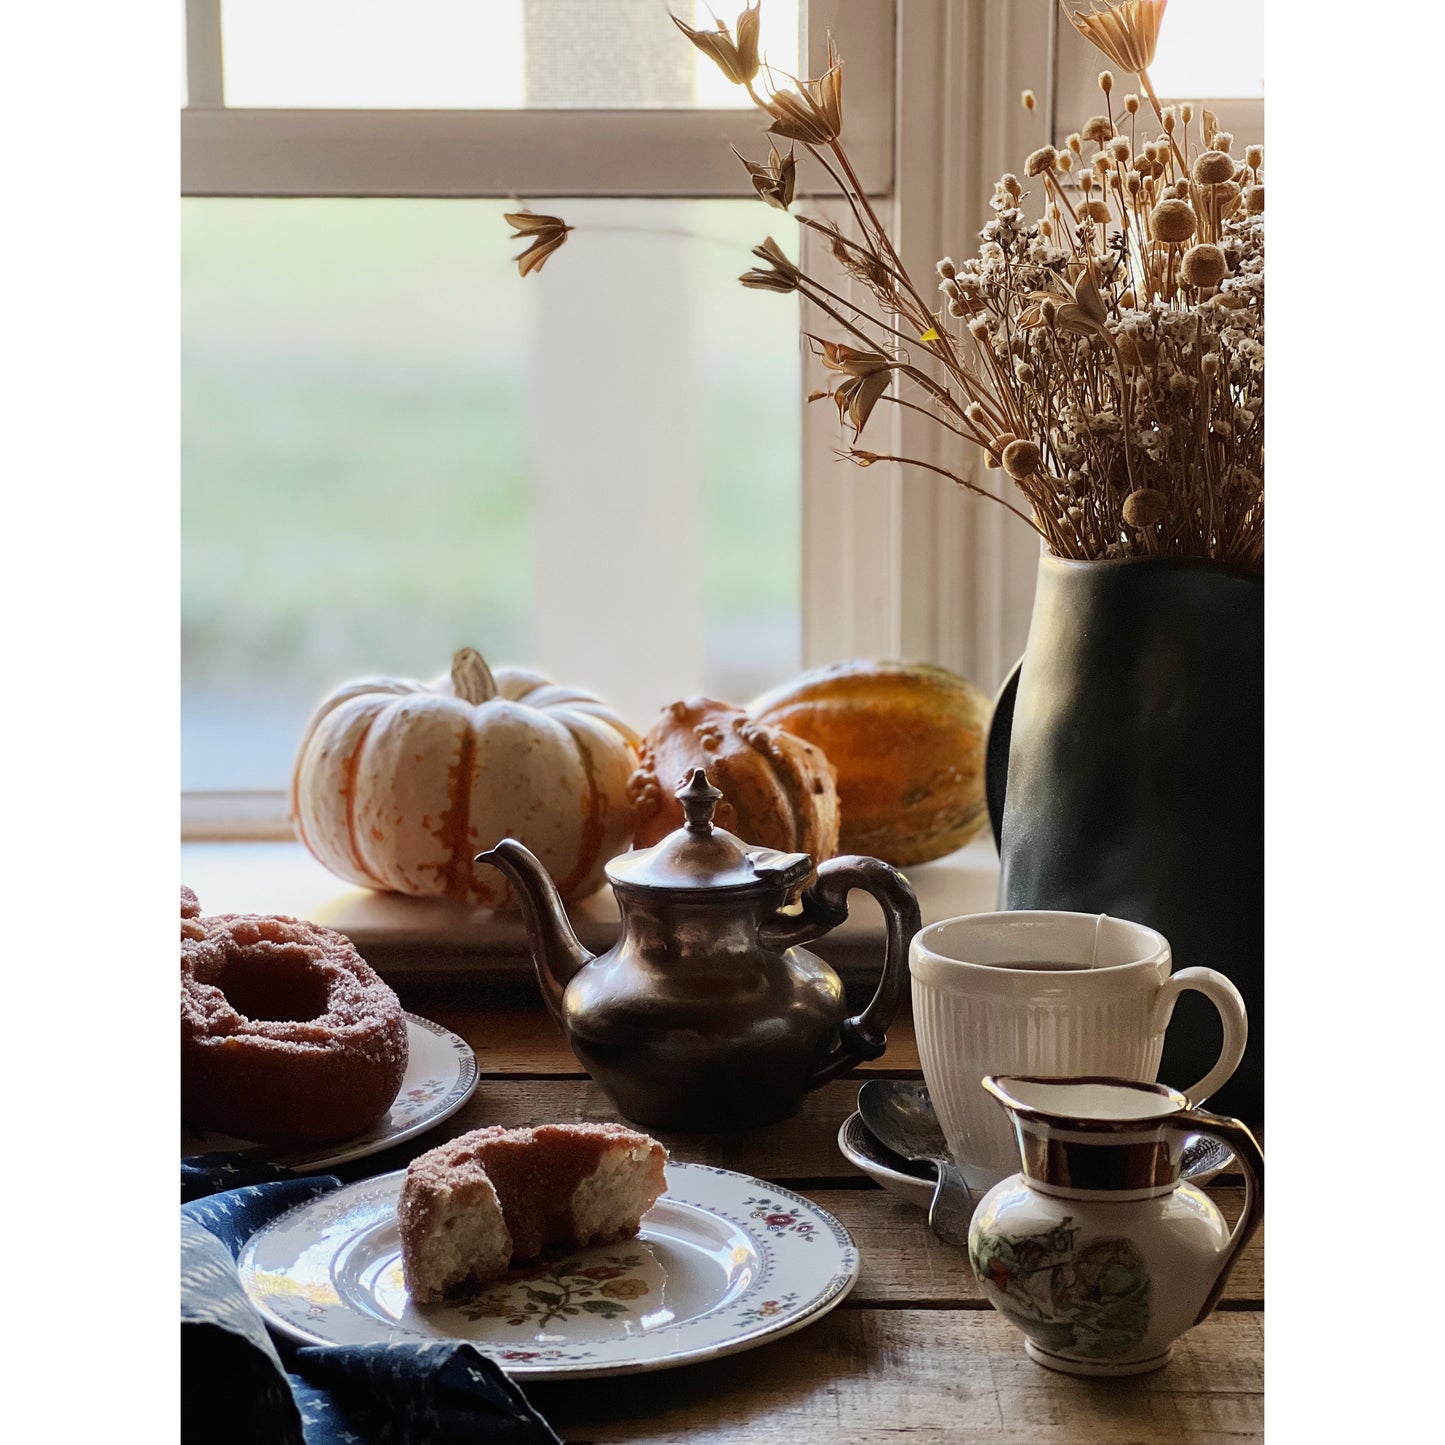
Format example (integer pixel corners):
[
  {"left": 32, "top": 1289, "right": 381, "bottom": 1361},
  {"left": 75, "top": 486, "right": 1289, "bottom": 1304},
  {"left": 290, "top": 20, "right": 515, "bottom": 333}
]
[
  {"left": 213, "top": 0, "right": 800, "bottom": 110},
  {"left": 182, "top": 195, "right": 802, "bottom": 791},
  {"left": 182, "top": 1, "right": 1262, "bottom": 831},
  {"left": 181, "top": 1, "right": 894, "bottom": 822}
]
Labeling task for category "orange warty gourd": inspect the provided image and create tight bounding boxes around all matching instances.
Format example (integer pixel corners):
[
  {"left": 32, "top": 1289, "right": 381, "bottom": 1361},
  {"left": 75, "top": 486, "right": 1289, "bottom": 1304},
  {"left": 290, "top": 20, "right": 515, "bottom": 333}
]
[
  {"left": 628, "top": 697, "right": 840, "bottom": 860},
  {"left": 751, "top": 660, "right": 991, "bottom": 866},
  {"left": 292, "top": 648, "right": 641, "bottom": 906}
]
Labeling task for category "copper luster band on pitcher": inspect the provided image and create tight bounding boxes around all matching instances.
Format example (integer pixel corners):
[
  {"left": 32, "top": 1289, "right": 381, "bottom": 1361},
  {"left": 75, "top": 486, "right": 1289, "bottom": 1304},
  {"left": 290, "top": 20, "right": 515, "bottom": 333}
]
[
  {"left": 908, "top": 911, "right": 1247, "bottom": 1192},
  {"left": 967, "top": 1076, "right": 1264, "bottom": 1376}
]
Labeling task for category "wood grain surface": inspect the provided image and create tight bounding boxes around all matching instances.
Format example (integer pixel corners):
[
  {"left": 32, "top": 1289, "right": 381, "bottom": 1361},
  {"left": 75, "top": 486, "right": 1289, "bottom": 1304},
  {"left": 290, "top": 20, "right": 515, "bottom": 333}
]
[
  {"left": 382, "top": 985, "right": 1264, "bottom": 1443},
  {"left": 525, "top": 1313, "right": 1264, "bottom": 1445}
]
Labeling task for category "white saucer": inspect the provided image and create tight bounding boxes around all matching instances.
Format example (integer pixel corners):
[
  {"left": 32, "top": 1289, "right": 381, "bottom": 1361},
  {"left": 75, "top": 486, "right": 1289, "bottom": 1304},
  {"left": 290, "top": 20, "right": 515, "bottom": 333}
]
[{"left": 836, "top": 1113, "right": 936, "bottom": 1209}]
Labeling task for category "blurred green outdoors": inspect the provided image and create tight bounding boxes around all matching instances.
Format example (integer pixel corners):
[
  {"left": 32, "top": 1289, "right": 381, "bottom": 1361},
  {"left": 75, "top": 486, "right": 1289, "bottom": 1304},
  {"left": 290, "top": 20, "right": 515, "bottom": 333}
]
[{"left": 181, "top": 199, "right": 801, "bottom": 789}]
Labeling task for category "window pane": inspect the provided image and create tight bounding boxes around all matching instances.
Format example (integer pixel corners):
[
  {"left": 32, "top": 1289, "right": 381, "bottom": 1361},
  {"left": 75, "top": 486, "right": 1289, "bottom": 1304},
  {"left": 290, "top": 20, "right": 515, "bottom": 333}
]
[
  {"left": 219, "top": 0, "right": 800, "bottom": 109},
  {"left": 1150, "top": 0, "right": 1263, "bottom": 99},
  {"left": 182, "top": 198, "right": 801, "bottom": 791}
]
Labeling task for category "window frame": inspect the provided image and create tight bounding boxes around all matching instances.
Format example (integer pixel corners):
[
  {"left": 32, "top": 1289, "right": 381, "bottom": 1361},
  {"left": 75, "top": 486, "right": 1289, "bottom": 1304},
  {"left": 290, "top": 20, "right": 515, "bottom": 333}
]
[
  {"left": 177, "top": 0, "right": 1068, "bottom": 835},
  {"left": 180, "top": 0, "right": 894, "bottom": 198}
]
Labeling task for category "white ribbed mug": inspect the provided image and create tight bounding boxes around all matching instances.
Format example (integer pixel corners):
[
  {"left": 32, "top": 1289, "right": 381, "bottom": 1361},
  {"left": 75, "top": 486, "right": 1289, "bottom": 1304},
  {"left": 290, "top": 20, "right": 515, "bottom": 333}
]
[{"left": 910, "top": 911, "right": 1247, "bottom": 1192}]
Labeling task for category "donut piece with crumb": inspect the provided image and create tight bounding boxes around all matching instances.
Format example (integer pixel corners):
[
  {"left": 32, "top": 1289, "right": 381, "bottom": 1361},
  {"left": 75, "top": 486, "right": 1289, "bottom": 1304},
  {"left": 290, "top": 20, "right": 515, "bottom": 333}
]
[{"left": 398, "top": 1123, "right": 668, "bottom": 1304}]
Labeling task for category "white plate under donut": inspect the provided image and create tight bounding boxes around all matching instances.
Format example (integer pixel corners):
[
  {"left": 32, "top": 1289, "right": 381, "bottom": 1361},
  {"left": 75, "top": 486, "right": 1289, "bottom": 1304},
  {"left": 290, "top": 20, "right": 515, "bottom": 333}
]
[
  {"left": 238, "top": 1162, "right": 858, "bottom": 1379},
  {"left": 181, "top": 1012, "right": 478, "bottom": 1173}
]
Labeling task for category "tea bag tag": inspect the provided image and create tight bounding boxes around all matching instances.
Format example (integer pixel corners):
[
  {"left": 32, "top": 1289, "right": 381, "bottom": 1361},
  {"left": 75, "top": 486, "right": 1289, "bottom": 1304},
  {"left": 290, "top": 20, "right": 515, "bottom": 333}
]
[{"left": 1090, "top": 912, "right": 1110, "bottom": 970}]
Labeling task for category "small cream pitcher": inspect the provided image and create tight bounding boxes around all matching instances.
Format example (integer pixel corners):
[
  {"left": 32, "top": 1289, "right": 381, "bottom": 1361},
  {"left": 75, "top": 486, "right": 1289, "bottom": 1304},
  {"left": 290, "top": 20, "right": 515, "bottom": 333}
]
[{"left": 968, "top": 1075, "right": 1263, "bottom": 1376}]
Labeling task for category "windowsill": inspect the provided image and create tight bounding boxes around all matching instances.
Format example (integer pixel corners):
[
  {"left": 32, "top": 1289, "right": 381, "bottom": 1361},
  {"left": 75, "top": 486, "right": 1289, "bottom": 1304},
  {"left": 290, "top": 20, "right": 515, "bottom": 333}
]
[{"left": 181, "top": 835, "right": 1003, "bottom": 987}]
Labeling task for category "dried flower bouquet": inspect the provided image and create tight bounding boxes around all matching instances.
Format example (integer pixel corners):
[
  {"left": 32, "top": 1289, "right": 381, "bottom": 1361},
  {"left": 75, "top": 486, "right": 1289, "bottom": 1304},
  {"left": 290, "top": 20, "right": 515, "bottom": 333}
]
[
  {"left": 668, "top": 0, "right": 1265, "bottom": 569},
  {"left": 507, "top": 1, "right": 1262, "bottom": 569}
]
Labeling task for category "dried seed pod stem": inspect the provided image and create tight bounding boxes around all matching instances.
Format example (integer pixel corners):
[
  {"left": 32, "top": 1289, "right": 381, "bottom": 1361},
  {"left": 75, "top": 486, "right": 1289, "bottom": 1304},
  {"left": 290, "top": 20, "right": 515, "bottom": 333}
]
[{"left": 843, "top": 450, "right": 1053, "bottom": 536}]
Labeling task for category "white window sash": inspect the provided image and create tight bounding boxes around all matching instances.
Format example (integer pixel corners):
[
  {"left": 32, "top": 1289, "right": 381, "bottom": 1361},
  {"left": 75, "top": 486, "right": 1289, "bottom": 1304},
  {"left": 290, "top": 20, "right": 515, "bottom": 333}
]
[
  {"left": 184, "top": 0, "right": 224, "bottom": 108},
  {"left": 181, "top": 0, "right": 894, "bottom": 199},
  {"left": 183, "top": 791, "right": 298, "bottom": 842},
  {"left": 180, "top": 105, "right": 890, "bottom": 199}
]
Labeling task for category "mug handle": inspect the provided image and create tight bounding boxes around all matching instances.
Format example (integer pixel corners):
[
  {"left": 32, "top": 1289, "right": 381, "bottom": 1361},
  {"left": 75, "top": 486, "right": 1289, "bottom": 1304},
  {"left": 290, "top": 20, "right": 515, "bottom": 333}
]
[
  {"left": 760, "top": 856, "right": 922, "bottom": 1089},
  {"left": 1168, "top": 1106, "right": 1264, "bottom": 1325},
  {"left": 1152, "top": 967, "right": 1248, "bottom": 1106}
]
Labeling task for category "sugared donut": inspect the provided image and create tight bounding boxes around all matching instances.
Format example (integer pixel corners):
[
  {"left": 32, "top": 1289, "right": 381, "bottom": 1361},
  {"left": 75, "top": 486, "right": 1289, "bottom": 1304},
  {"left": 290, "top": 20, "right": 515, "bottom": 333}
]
[
  {"left": 180, "top": 885, "right": 206, "bottom": 941},
  {"left": 181, "top": 892, "right": 408, "bottom": 1144},
  {"left": 399, "top": 1123, "right": 668, "bottom": 1303}
]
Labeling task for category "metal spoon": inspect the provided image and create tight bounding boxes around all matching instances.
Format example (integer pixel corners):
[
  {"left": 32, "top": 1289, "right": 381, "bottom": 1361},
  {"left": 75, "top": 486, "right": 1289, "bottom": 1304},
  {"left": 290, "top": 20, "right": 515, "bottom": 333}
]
[{"left": 857, "top": 1079, "right": 974, "bottom": 1246}]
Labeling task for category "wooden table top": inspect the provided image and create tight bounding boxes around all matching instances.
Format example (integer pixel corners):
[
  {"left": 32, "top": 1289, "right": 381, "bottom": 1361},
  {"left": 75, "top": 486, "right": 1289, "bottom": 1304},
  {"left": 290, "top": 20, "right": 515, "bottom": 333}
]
[{"left": 357, "top": 986, "right": 1263, "bottom": 1445}]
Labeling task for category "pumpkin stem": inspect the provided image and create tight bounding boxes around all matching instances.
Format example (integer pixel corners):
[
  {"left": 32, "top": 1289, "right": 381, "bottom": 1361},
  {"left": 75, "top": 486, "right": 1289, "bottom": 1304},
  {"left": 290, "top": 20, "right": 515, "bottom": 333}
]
[{"left": 451, "top": 648, "right": 498, "bottom": 705}]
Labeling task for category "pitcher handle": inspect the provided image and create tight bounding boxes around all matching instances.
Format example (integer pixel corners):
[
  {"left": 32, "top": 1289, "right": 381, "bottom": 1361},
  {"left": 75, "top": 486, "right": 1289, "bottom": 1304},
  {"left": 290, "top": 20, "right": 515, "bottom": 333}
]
[
  {"left": 1152, "top": 966, "right": 1248, "bottom": 1106},
  {"left": 985, "top": 659, "right": 1023, "bottom": 850},
  {"left": 761, "top": 856, "right": 921, "bottom": 1089},
  {"left": 1169, "top": 1107, "right": 1264, "bottom": 1325}
]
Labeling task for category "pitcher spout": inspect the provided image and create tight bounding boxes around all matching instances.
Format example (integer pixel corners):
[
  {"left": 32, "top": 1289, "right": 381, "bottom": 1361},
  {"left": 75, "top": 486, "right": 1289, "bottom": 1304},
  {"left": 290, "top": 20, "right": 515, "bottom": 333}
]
[{"left": 476, "top": 840, "right": 594, "bottom": 1022}]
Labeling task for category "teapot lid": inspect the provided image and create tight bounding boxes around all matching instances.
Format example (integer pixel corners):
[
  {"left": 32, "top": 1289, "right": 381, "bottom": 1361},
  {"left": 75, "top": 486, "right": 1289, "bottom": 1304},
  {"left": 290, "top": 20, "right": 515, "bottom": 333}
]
[{"left": 607, "top": 769, "right": 813, "bottom": 893}]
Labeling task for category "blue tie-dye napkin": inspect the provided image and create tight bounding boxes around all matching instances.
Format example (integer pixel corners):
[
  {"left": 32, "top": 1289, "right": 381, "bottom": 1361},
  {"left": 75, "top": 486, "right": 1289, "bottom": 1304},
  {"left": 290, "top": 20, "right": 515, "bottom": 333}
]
[{"left": 181, "top": 1162, "right": 560, "bottom": 1444}]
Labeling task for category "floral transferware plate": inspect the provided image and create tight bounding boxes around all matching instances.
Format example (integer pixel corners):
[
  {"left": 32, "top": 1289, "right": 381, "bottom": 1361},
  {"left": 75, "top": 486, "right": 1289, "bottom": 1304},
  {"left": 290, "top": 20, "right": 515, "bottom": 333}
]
[
  {"left": 181, "top": 1013, "right": 478, "bottom": 1173},
  {"left": 837, "top": 1110, "right": 1236, "bottom": 1205},
  {"left": 238, "top": 1161, "right": 858, "bottom": 1379}
]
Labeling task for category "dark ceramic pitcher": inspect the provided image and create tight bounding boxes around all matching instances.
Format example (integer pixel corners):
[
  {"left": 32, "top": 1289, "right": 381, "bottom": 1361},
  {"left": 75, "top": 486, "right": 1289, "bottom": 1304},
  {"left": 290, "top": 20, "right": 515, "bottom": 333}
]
[{"left": 986, "top": 555, "right": 1264, "bottom": 1120}]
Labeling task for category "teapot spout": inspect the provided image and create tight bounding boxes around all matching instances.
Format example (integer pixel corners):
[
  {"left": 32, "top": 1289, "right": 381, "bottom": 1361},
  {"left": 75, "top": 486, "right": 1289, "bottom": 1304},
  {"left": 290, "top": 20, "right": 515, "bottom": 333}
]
[{"left": 476, "top": 840, "right": 594, "bottom": 1022}]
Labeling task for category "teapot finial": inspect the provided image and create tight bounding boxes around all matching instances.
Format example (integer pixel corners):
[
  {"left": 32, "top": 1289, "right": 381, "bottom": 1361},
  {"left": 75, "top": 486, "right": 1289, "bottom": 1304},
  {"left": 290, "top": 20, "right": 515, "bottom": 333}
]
[{"left": 677, "top": 768, "right": 724, "bottom": 834}]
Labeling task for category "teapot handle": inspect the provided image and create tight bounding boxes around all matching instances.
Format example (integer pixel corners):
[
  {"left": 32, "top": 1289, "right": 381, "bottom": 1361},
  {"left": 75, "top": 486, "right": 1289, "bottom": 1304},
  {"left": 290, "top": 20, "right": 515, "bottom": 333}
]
[
  {"left": 1169, "top": 1106, "right": 1265, "bottom": 1325},
  {"left": 762, "top": 856, "right": 921, "bottom": 1090}
]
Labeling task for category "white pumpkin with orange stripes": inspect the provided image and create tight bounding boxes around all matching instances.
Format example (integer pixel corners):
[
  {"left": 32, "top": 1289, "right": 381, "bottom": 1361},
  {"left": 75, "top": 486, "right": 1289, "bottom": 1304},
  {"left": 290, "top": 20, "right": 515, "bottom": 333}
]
[{"left": 291, "top": 648, "right": 641, "bottom": 906}]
